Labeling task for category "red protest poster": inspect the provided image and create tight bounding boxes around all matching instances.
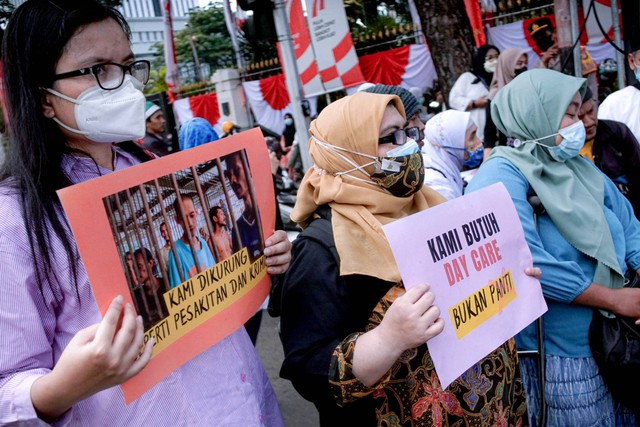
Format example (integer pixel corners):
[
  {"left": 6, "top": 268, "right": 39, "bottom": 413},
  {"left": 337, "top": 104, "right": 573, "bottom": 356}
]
[{"left": 57, "top": 128, "right": 275, "bottom": 403}]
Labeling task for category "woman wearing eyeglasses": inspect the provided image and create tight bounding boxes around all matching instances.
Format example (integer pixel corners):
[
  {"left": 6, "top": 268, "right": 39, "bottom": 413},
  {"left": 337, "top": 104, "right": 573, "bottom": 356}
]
[
  {"left": 0, "top": 1, "right": 289, "bottom": 425},
  {"left": 422, "top": 110, "right": 484, "bottom": 200},
  {"left": 279, "top": 91, "right": 531, "bottom": 425}
]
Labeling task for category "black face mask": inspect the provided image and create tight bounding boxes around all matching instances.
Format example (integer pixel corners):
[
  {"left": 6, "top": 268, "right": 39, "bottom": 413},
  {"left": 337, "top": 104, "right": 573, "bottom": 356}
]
[
  {"left": 536, "top": 37, "right": 554, "bottom": 52},
  {"left": 514, "top": 66, "right": 528, "bottom": 76},
  {"left": 370, "top": 151, "right": 425, "bottom": 198}
]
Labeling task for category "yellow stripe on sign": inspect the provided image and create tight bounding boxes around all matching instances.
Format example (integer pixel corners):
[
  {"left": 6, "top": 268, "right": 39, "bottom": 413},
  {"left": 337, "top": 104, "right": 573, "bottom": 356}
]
[
  {"left": 448, "top": 269, "right": 517, "bottom": 340},
  {"left": 143, "top": 248, "right": 266, "bottom": 356}
]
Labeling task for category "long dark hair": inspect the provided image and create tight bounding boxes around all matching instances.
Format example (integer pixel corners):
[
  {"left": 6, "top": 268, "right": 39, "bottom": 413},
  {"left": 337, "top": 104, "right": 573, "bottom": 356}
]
[{"left": 1, "top": 0, "right": 133, "bottom": 294}]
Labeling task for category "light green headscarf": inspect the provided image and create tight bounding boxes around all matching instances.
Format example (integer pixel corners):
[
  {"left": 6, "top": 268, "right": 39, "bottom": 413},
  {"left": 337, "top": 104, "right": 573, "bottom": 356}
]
[{"left": 489, "top": 69, "right": 624, "bottom": 289}]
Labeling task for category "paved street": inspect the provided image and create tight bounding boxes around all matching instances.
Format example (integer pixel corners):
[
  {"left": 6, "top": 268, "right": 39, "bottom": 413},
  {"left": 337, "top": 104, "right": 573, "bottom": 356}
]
[
  {"left": 256, "top": 313, "right": 319, "bottom": 427},
  {"left": 255, "top": 229, "right": 319, "bottom": 426}
]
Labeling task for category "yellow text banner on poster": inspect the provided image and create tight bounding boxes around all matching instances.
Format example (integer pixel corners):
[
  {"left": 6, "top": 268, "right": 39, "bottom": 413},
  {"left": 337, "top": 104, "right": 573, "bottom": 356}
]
[
  {"left": 144, "top": 248, "right": 266, "bottom": 356},
  {"left": 448, "top": 269, "right": 517, "bottom": 340}
]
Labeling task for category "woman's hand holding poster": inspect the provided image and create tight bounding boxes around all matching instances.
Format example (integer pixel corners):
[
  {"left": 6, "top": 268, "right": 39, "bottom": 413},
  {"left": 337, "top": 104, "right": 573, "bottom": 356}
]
[
  {"left": 57, "top": 128, "right": 275, "bottom": 402},
  {"left": 382, "top": 182, "right": 547, "bottom": 389}
]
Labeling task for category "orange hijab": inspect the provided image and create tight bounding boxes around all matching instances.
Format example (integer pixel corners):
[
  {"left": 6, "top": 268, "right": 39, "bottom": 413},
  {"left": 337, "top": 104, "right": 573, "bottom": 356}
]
[{"left": 291, "top": 92, "right": 445, "bottom": 283}]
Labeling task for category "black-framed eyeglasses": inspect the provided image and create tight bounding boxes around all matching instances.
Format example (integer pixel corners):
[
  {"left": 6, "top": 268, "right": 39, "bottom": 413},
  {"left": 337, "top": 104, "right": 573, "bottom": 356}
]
[
  {"left": 378, "top": 127, "right": 421, "bottom": 146},
  {"left": 52, "top": 60, "right": 151, "bottom": 90}
]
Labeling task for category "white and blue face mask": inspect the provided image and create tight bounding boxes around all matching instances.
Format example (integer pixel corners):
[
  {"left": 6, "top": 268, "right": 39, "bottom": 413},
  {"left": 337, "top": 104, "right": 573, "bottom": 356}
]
[
  {"left": 438, "top": 143, "right": 483, "bottom": 169},
  {"left": 463, "top": 145, "right": 484, "bottom": 168},
  {"left": 513, "top": 120, "right": 586, "bottom": 162}
]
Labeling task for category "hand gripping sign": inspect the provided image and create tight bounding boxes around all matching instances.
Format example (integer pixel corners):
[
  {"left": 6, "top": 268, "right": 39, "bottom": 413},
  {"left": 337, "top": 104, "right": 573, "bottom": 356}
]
[{"left": 383, "top": 182, "right": 547, "bottom": 389}]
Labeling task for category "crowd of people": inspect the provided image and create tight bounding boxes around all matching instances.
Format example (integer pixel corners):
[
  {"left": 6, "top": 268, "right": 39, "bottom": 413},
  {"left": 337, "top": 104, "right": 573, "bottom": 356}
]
[{"left": 1, "top": 0, "right": 640, "bottom": 426}]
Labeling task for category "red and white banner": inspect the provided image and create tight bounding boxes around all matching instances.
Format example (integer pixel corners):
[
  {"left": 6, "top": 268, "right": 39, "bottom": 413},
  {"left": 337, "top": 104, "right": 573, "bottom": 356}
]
[
  {"left": 162, "top": 0, "right": 179, "bottom": 101},
  {"left": 357, "top": 44, "right": 437, "bottom": 93},
  {"left": 582, "top": 0, "right": 620, "bottom": 45},
  {"left": 173, "top": 92, "right": 224, "bottom": 135},
  {"left": 242, "top": 75, "right": 318, "bottom": 134},
  {"left": 304, "top": 0, "right": 364, "bottom": 92},
  {"left": 286, "top": 0, "right": 324, "bottom": 97},
  {"left": 487, "top": 14, "right": 616, "bottom": 69},
  {"left": 464, "top": 0, "right": 487, "bottom": 47}
]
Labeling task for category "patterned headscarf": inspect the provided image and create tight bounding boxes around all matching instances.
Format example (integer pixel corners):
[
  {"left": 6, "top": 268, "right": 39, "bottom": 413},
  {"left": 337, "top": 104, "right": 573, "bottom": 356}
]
[{"left": 292, "top": 92, "right": 445, "bottom": 283}]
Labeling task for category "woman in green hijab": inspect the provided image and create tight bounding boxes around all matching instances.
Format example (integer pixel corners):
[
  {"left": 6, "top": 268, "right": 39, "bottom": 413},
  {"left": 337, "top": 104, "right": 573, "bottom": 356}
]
[{"left": 466, "top": 69, "right": 640, "bottom": 425}]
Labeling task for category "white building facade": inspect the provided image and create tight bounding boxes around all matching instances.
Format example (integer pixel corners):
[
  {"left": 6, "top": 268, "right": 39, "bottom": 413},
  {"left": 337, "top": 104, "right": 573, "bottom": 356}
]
[
  {"left": 118, "top": 0, "right": 198, "bottom": 60},
  {"left": 10, "top": 0, "right": 198, "bottom": 60}
]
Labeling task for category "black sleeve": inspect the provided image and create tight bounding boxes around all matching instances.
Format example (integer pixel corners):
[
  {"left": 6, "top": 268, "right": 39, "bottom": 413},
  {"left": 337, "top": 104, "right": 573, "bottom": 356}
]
[
  {"left": 272, "top": 174, "right": 284, "bottom": 231},
  {"left": 266, "top": 175, "right": 284, "bottom": 318},
  {"left": 280, "top": 233, "right": 349, "bottom": 403},
  {"left": 599, "top": 120, "right": 640, "bottom": 218},
  {"left": 279, "top": 229, "right": 390, "bottom": 407},
  {"left": 617, "top": 123, "right": 640, "bottom": 218},
  {"left": 483, "top": 102, "right": 498, "bottom": 148}
]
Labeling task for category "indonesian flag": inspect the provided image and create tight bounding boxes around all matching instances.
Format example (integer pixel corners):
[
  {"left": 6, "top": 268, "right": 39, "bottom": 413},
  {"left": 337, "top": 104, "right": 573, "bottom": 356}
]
[
  {"left": 464, "top": 0, "right": 487, "bottom": 47},
  {"left": 242, "top": 74, "right": 318, "bottom": 134},
  {"left": 162, "top": 0, "right": 179, "bottom": 101},
  {"left": 487, "top": 14, "right": 616, "bottom": 69},
  {"left": 173, "top": 92, "right": 225, "bottom": 135},
  {"left": 357, "top": 44, "right": 437, "bottom": 94}
]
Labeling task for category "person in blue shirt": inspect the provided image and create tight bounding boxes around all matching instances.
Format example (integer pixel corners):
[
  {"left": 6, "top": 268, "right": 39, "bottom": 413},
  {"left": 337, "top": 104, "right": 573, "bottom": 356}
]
[
  {"left": 466, "top": 69, "right": 640, "bottom": 426},
  {"left": 168, "top": 194, "right": 216, "bottom": 288}
]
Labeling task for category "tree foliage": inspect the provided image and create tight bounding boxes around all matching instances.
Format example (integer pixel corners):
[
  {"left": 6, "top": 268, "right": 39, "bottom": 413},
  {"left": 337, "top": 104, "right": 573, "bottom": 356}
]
[{"left": 151, "top": 3, "right": 234, "bottom": 80}]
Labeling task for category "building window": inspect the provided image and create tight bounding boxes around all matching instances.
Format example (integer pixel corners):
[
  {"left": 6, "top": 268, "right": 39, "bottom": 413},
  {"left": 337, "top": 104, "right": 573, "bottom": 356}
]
[{"left": 152, "top": 0, "right": 161, "bottom": 16}]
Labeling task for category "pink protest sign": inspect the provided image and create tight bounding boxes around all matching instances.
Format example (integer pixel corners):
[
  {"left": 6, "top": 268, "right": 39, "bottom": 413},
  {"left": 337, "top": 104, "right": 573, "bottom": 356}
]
[{"left": 382, "top": 182, "right": 547, "bottom": 389}]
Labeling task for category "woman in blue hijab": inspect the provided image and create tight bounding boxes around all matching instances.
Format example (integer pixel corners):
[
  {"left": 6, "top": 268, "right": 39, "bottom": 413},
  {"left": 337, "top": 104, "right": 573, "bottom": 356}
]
[
  {"left": 466, "top": 69, "right": 640, "bottom": 425},
  {"left": 178, "top": 117, "right": 219, "bottom": 150}
]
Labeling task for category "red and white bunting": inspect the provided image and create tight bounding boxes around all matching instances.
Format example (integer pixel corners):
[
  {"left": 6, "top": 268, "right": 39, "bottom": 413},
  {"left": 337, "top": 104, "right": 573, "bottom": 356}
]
[
  {"left": 173, "top": 92, "right": 224, "bottom": 135},
  {"left": 242, "top": 75, "right": 319, "bottom": 133},
  {"left": 357, "top": 44, "right": 437, "bottom": 94}
]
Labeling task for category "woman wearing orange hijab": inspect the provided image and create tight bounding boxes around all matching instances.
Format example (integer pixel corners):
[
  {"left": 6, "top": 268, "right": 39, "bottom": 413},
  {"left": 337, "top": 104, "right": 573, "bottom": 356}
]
[{"left": 279, "top": 92, "right": 530, "bottom": 425}]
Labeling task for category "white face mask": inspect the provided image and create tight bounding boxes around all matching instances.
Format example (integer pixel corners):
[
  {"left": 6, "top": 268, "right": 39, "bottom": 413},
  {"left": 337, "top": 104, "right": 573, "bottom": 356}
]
[
  {"left": 45, "top": 75, "right": 146, "bottom": 143},
  {"left": 386, "top": 138, "right": 420, "bottom": 157},
  {"left": 513, "top": 120, "right": 586, "bottom": 162},
  {"left": 484, "top": 58, "right": 498, "bottom": 73},
  {"left": 548, "top": 120, "right": 586, "bottom": 162}
]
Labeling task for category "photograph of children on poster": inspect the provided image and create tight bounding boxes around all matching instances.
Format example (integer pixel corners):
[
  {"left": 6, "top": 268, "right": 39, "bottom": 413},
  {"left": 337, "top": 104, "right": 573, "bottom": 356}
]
[
  {"left": 57, "top": 128, "right": 275, "bottom": 403},
  {"left": 382, "top": 182, "right": 547, "bottom": 389}
]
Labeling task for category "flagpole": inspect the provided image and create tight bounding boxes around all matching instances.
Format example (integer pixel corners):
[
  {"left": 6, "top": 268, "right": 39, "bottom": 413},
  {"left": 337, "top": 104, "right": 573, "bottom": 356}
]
[
  {"left": 223, "top": 0, "right": 245, "bottom": 70},
  {"left": 272, "top": 0, "right": 312, "bottom": 171},
  {"left": 162, "top": 0, "right": 180, "bottom": 100}
]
